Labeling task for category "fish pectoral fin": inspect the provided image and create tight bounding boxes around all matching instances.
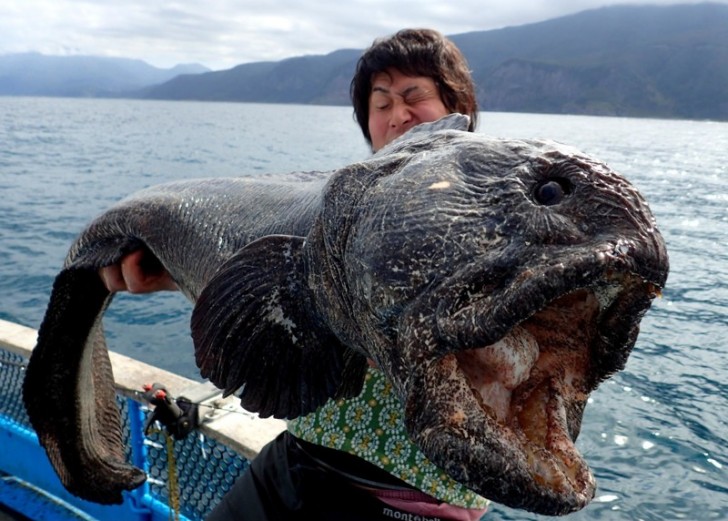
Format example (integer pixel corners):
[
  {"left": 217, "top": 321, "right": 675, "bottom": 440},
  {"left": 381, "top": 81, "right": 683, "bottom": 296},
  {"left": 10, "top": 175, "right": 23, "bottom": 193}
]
[{"left": 191, "top": 234, "right": 361, "bottom": 419}]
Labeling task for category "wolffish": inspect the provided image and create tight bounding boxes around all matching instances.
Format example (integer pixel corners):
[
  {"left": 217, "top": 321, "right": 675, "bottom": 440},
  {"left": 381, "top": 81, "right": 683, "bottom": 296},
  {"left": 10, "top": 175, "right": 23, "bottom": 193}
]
[{"left": 23, "top": 115, "right": 669, "bottom": 515}]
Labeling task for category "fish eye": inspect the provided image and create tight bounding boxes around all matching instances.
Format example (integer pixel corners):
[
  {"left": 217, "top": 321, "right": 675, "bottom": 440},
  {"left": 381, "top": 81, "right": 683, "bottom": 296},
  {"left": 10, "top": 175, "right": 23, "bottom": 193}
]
[{"left": 534, "top": 178, "right": 572, "bottom": 206}]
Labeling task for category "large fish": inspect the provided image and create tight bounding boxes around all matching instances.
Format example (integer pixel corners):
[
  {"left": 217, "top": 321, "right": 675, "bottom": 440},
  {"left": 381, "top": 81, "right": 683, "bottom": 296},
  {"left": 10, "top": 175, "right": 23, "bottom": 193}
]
[{"left": 23, "top": 115, "right": 669, "bottom": 515}]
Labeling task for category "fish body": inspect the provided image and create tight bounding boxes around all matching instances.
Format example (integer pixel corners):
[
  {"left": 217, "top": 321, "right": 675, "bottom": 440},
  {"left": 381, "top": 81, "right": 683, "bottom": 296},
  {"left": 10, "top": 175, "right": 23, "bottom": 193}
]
[{"left": 23, "top": 115, "right": 669, "bottom": 515}]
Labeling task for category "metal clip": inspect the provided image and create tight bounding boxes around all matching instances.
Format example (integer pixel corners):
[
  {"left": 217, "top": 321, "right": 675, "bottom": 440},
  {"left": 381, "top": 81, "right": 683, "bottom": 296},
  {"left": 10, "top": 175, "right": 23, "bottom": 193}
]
[{"left": 142, "top": 382, "right": 199, "bottom": 440}]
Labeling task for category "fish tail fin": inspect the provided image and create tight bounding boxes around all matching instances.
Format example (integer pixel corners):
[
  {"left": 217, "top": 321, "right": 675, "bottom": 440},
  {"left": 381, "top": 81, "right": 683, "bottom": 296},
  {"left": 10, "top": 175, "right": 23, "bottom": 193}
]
[{"left": 23, "top": 268, "right": 146, "bottom": 504}]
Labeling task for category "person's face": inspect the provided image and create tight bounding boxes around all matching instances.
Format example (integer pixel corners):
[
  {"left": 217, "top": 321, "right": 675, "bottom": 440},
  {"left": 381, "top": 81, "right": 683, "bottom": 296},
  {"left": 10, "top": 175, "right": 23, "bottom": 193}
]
[{"left": 367, "top": 68, "right": 449, "bottom": 151}]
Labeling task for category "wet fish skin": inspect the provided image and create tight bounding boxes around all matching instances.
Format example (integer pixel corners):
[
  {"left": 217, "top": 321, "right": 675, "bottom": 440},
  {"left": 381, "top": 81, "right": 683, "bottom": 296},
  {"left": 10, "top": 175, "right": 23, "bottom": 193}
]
[
  {"left": 285, "top": 122, "right": 667, "bottom": 513},
  {"left": 24, "top": 115, "right": 668, "bottom": 514},
  {"left": 23, "top": 175, "right": 339, "bottom": 504}
]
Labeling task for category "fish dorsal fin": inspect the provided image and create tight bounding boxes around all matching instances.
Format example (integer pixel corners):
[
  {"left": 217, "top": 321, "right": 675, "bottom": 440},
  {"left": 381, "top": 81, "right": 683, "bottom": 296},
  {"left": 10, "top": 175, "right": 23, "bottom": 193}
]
[
  {"left": 191, "top": 234, "right": 366, "bottom": 419},
  {"left": 378, "top": 113, "right": 471, "bottom": 154},
  {"left": 412, "top": 112, "right": 471, "bottom": 133}
]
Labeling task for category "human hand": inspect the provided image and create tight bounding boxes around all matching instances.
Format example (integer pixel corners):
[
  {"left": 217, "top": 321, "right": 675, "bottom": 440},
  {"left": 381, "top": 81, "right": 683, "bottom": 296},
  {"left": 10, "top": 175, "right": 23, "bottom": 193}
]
[{"left": 99, "top": 249, "right": 177, "bottom": 293}]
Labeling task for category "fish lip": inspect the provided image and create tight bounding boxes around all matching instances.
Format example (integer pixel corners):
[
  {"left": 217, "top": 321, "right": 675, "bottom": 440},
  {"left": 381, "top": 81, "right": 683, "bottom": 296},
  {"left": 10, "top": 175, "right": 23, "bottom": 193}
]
[
  {"left": 394, "top": 243, "right": 665, "bottom": 514},
  {"left": 434, "top": 242, "right": 667, "bottom": 361}
]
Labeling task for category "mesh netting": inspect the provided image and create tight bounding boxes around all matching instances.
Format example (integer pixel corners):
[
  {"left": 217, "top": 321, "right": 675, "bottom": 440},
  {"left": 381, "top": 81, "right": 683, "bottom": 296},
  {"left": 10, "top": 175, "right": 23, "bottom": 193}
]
[
  {"left": 144, "top": 426, "right": 248, "bottom": 520},
  {"left": 0, "top": 347, "right": 250, "bottom": 521},
  {"left": 0, "top": 349, "right": 30, "bottom": 426}
]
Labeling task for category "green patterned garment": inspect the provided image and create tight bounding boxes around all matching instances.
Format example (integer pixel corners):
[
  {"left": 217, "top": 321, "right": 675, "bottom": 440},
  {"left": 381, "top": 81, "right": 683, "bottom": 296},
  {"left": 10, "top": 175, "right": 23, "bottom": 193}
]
[{"left": 288, "top": 368, "right": 489, "bottom": 509}]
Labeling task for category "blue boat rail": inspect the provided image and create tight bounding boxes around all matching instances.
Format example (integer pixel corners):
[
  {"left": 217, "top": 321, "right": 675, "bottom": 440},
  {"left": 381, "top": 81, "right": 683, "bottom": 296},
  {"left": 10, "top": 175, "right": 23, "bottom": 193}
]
[{"left": 0, "top": 318, "right": 286, "bottom": 521}]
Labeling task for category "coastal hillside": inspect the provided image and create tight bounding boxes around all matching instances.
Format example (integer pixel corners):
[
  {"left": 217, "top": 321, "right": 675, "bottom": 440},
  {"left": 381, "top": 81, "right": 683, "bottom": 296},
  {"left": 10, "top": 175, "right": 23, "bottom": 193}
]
[
  {"left": 452, "top": 2, "right": 728, "bottom": 120},
  {"left": 1, "top": 3, "right": 726, "bottom": 120},
  {"left": 0, "top": 53, "right": 208, "bottom": 97},
  {"left": 142, "top": 3, "right": 728, "bottom": 120}
]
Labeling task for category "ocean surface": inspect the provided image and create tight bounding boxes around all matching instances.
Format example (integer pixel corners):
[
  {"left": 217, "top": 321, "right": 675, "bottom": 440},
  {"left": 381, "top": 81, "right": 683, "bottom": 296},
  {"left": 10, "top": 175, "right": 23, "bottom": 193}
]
[{"left": 1, "top": 97, "right": 726, "bottom": 520}]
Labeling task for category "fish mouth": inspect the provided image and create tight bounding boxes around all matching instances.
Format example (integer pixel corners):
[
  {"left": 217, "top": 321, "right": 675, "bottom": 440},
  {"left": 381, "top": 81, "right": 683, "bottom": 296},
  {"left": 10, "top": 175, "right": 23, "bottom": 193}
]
[
  {"left": 398, "top": 250, "right": 665, "bottom": 515},
  {"left": 454, "top": 290, "right": 600, "bottom": 511}
]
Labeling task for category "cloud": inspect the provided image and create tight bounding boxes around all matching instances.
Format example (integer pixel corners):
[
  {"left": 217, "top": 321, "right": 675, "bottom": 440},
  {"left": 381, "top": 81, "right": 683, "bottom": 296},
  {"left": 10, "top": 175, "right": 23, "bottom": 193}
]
[{"left": 1, "top": 0, "right": 726, "bottom": 70}]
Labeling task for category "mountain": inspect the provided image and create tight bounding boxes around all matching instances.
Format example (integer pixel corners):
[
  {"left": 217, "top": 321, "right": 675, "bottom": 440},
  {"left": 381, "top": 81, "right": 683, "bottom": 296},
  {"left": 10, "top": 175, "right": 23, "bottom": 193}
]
[
  {"left": 0, "top": 53, "right": 209, "bottom": 97},
  {"left": 450, "top": 2, "right": 728, "bottom": 120},
  {"left": 140, "top": 49, "right": 361, "bottom": 105},
  {"left": 143, "top": 3, "right": 728, "bottom": 121},
  {"left": 2, "top": 3, "right": 727, "bottom": 120}
]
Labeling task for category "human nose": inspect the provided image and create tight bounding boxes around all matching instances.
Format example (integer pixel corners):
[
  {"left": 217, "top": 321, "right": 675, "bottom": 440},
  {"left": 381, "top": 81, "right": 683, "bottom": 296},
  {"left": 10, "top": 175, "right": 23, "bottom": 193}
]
[{"left": 390, "top": 100, "right": 413, "bottom": 128}]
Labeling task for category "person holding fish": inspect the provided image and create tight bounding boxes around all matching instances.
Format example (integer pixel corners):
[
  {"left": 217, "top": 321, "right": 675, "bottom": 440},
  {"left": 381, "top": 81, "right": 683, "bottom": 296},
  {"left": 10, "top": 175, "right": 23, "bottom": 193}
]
[{"left": 101, "top": 28, "right": 486, "bottom": 521}]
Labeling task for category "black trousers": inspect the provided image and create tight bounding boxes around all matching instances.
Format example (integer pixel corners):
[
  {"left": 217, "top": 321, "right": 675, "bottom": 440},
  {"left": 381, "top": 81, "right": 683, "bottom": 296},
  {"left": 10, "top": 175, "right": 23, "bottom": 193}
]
[{"left": 206, "top": 431, "right": 440, "bottom": 521}]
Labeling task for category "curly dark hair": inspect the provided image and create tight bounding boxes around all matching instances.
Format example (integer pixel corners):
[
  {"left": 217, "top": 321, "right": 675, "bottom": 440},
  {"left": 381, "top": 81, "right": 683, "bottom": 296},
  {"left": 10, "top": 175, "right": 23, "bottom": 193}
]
[{"left": 350, "top": 28, "right": 479, "bottom": 145}]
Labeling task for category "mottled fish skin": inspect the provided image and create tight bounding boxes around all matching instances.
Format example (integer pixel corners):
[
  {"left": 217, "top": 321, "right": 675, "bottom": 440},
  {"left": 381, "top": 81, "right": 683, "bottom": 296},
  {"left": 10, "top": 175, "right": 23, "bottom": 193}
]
[
  {"left": 297, "top": 127, "right": 668, "bottom": 514},
  {"left": 23, "top": 174, "right": 353, "bottom": 503},
  {"left": 24, "top": 114, "right": 668, "bottom": 515}
]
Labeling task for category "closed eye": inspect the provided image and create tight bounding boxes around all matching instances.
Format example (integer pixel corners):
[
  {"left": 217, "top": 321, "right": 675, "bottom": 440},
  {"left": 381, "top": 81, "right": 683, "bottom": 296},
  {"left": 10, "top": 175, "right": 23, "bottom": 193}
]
[
  {"left": 371, "top": 89, "right": 392, "bottom": 111},
  {"left": 402, "top": 86, "right": 435, "bottom": 105}
]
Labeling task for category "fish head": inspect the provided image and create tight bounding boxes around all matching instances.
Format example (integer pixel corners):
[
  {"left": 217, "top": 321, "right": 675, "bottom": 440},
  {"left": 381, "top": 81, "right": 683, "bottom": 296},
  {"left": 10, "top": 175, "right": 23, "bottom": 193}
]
[{"left": 306, "top": 127, "right": 669, "bottom": 514}]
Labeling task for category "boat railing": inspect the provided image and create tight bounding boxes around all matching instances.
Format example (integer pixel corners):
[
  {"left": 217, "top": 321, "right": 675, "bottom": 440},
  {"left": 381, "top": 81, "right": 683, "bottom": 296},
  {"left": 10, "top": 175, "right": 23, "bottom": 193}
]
[{"left": 0, "top": 317, "right": 286, "bottom": 521}]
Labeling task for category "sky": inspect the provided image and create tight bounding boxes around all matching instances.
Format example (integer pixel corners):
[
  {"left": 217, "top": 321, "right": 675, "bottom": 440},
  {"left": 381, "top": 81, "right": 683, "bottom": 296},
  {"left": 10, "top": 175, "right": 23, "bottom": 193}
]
[{"left": 1, "top": 0, "right": 725, "bottom": 71}]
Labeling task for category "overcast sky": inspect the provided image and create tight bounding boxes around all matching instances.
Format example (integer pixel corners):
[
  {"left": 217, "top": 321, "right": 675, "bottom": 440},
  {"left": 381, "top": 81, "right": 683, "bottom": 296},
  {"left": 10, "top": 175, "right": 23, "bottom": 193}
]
[{"left": 1, "top": 0, "right": 724, "bottom": 71}]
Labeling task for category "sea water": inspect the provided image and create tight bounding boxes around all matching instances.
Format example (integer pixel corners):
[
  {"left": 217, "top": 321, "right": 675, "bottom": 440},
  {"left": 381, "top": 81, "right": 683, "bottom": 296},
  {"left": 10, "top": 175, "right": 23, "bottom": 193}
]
[{"left": 1, "top": 97, "right": 726, "bottom": 520}]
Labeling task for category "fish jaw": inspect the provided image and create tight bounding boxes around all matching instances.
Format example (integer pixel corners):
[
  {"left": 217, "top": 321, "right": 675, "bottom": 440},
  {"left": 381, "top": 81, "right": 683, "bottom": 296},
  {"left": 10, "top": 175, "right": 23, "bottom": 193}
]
[
  {"left": 404, "top": 334, "right": 595, "bottom": 515},
  {"left": 396, "top": 321, "right": 592, "bottom": 512},
  {"left": 387, "top": 269, "right": 662, "bottom": 516}
]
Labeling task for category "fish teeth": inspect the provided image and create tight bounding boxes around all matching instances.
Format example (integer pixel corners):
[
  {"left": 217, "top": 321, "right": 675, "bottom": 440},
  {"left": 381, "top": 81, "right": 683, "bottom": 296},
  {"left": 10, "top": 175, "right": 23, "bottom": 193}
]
[{"left": 456, "top": 325, "right": 540, "bottom": 422}]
